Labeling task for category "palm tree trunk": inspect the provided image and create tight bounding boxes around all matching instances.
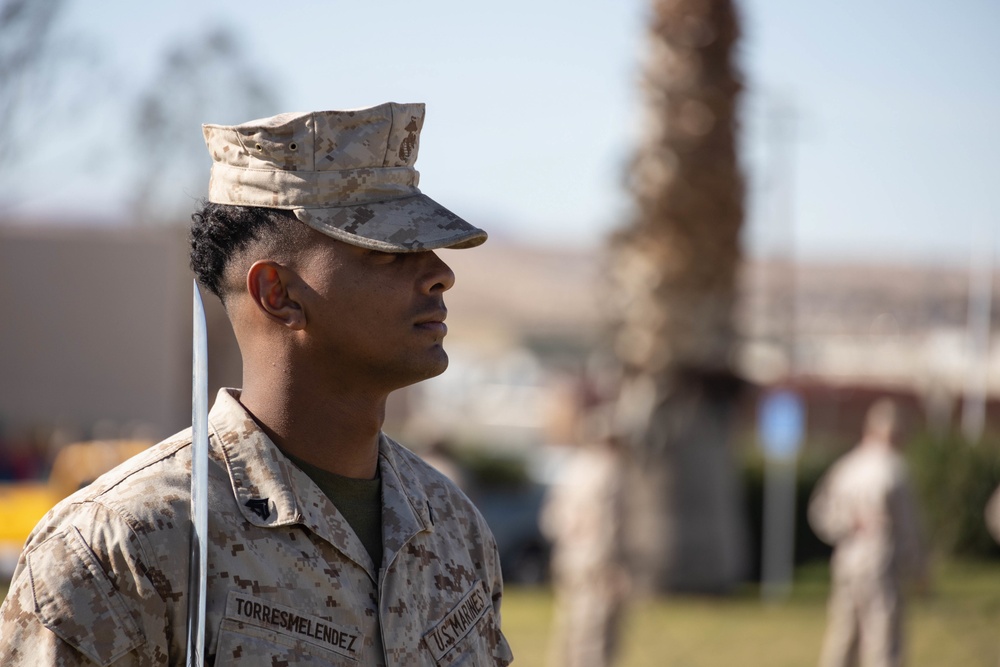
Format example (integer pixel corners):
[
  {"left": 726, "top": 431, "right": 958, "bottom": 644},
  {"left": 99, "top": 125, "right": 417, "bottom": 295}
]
[{"left": 612, "top": 0, "right": 748, "bottom": 592}]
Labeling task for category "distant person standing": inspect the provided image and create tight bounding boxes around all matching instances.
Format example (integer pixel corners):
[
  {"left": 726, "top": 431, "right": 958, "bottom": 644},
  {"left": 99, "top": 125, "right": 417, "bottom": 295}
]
[
  {"left": 808, "top": 399, "right": 929, "bottom": 667},
  {"left": 986, "top": 484, "right": 1000, "bottom": 545},
  {"left": 541, "top": 426, "right": 629, "bottom": 667},
  {"left": 986, "top": 485, "right": 1000, "bottom": 664}
]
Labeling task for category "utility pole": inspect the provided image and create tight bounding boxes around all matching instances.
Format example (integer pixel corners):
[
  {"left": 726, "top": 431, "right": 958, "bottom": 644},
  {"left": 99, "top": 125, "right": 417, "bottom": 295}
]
[
  {"left": 759, "top": 96, "right": 804, "bottom": 602},
  {"left": 765, "top": 97, "right": 799, "bottom": 376},
  {"left": 962, "top": 229, "right": 995, "bottom": 443}
]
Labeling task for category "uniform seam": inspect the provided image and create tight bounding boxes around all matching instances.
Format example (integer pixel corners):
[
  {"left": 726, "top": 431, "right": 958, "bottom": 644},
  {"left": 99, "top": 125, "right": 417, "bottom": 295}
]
[
  {"left": 87, "top": 499, "right": 164, "bottom": 603},
  {"left": 296, "top": 191, "right": 425, "bottom": 208},
  {"left": 67, "top": 525, "right": 144, "bottom": 659},
  {"left": 87, "top": 438, "right": 190, "bottom": 501},
  {"left": 382, "top": 104, "right": 395, "bottom": 167}
]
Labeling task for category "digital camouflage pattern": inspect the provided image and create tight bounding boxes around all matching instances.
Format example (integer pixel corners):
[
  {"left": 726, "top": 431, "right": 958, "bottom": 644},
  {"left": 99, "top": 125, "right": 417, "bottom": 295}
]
[
  {"left": 808, "top": 444, "right": 927, "bottom": 667},
  {"left": 0, "top": 389, "right": 512, "bottom": 666},
  {"left": 203, "top": 103, "right": 487, "bottom": 253}
]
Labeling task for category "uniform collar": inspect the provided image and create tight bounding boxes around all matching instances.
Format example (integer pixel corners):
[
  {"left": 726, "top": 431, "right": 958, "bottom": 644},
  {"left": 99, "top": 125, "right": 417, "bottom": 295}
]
[
  {"left": 208, "top": 388, "right": 432, "bottom": 576},
  {"left": 377, "top": 431, "right": 435, "bottom": 565}
]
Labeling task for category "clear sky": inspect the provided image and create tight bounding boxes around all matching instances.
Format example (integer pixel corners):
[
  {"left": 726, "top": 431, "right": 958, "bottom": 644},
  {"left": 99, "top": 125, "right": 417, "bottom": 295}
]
[{"left": 3, "top": 0, "right": 998, "bottom": 266}]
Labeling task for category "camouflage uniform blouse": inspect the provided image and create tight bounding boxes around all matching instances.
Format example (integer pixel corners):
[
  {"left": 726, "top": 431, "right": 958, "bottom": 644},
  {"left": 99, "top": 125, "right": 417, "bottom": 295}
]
[
  {"left": 0, "top": 389, "right": 512, "bottom": 666},
  {"left": 807, "top": 442, "right": 927, "bottom": 583}
]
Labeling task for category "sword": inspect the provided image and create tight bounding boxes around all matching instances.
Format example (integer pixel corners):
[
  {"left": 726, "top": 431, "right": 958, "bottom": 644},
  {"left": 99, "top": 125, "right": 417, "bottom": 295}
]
[{"left": 186, "top": 280, "right": 209, "bottom": 666}]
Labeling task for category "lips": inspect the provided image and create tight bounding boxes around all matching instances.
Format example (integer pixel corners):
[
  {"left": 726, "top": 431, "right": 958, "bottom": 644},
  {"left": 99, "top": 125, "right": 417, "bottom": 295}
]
[
  {"left": 414, "top": 310, "right": 448, "bottom": 335},
  {"left": 416, "top": 321, "right": 448, "bottom": 335}
]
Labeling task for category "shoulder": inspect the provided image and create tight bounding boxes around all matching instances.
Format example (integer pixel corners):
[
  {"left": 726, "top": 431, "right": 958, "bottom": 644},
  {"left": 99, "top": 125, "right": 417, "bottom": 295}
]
[
  {"left": 0, "top": 435, "right": 198, "bottom": 665},
  {"left": 26, "top": 430, "right": 193, "bottom": 543},
  {"left": 18, "top": 426, "right": 213, "bottom": 601},
  {"left": 823, "top": 446, "right": 870, "bottom": 482},
  {"left": 386, "top": 438, "right": 477, "bottom": 505},
  {"left": 387, "top": 438, "right": 454, "bottom": 482},
  {"left": 813, "top": 451, "right": 847, "bottom": 488}
]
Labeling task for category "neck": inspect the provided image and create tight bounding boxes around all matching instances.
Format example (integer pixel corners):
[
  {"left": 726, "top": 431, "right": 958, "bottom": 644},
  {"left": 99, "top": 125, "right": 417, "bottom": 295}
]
[{"left": 239, "top": 367, "right": 388, "bottom": 480}]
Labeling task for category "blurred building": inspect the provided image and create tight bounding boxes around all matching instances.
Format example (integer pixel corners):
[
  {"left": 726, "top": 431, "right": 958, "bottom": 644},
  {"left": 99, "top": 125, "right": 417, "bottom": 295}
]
[
  {"left": 1, "top": 221, "right": 998, "bottom": 461},
  {"left": 738, "top": 260, "right": 1000, "bottom": 438},
  {"left": 0, "top": 222, "right": 246, "bottom": 456}
]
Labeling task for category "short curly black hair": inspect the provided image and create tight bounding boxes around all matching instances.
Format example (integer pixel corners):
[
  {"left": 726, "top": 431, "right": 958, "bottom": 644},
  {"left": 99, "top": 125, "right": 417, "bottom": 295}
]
[{"left": 189, "top": 202, "right": 308, "bottom": 302}]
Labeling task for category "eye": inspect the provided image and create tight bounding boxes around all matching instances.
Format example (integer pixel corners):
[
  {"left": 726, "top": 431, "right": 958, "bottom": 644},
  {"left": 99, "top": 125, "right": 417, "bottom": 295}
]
[{"left": 368, "top": 250, "right": 401, "bottom": 264}]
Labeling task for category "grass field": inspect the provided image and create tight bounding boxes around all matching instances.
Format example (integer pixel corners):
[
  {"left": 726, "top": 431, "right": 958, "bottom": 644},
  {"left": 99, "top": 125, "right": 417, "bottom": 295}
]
[
  {"left": 2, "top": 560, "right": 998, "bottom": 665},
  {"left": 502, "top": 560, "right": 1000, "bottom": 667}
]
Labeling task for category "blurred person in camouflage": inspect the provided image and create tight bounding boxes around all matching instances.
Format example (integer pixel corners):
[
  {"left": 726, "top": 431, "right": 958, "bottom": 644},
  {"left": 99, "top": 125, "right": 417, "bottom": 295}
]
[
  {"left": 988, "top": 482, "right": 1000, "bottom": 664},
  {"left": 808, "top": 398, "right": 929, "bottom": 667},
  {"left": 0, "top": 104, "right": 512, "bottom": 666},
  {"left": 541, "top": 408, "right": 630, "bottom": 667},
  {"left": 986, "top": 484, "right": 1000, "bottom": 545}
]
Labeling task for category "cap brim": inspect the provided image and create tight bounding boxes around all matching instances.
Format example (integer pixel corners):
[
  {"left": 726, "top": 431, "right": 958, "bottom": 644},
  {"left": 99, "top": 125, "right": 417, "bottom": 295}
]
[{"left": 292, "top": 193, "right": 486, "bottom": 253}]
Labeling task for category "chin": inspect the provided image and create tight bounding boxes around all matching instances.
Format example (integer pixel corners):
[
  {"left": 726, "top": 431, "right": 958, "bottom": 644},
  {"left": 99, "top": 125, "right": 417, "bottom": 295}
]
[
  {"left": 390, "top": 350, "right": 449, "bottom": 390},
  {"left": 423, "top": 350, "right": 450, "bottom": 379}
]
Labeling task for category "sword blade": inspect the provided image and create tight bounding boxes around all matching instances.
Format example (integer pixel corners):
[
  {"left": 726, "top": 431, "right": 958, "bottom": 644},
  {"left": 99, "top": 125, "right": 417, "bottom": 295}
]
[{"left": 186, "top": 280, "right": 209, "bottom": 667}]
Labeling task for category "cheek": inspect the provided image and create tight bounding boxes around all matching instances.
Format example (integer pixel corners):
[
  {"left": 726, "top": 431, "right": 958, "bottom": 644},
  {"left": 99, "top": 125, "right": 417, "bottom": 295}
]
[
  {"left": 333, "top": 290, "right": 396, "bottom": 338},
  {"left": 312, "top": 271, "right": 410, "bottom": 342}
]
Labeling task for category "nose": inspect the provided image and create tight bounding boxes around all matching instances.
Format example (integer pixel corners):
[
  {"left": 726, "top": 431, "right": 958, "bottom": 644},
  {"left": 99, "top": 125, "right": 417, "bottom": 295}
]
[{"left": 419, "top": 251, "right": 456, "bottom": 294}]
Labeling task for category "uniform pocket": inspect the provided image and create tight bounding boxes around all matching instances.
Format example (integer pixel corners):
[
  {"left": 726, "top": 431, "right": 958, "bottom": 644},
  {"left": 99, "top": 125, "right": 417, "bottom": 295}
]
[
  {"left": 27, "top": 526, "right": 142, "bottom": 666},
  {"left": 422, "top": 581, "right": 513, "bottom": 667},
  {"left": 212, "top": 590, "right": 363, "bottom": 666}
]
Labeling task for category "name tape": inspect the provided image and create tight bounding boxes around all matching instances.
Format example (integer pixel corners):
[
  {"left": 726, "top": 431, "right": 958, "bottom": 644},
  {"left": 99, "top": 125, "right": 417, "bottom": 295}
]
[{"left": 225, "top": 590, "right": 362, "bottom": 658}]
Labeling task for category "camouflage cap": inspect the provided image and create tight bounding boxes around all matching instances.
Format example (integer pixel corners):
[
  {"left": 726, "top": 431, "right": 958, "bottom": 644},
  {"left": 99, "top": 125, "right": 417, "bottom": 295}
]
[{"left": 203, "top": 103, "right": 486, "bottom": 252}]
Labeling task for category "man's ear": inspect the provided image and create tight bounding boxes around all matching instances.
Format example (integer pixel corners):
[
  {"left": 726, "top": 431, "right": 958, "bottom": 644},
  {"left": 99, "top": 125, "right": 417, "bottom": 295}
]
[{"left": 246, "top": 260, "right": 306, "bottom": 330}]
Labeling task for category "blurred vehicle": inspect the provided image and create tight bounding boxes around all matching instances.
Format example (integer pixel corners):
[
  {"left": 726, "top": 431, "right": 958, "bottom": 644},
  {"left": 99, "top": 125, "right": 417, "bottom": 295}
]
[
  {"left": 474, "top": 482, "right": 551, "bottom": 585},
  {"left": 457, "top": 449, "right": 553, "bottom": 585},
  {"left": 0, "top": 440, "right": 151, "bottom": 579}
]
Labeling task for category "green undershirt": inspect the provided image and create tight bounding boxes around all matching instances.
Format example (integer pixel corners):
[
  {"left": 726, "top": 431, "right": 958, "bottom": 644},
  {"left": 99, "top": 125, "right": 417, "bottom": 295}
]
[{"left": 281, "top": 450, "right": 384, "bottom": 568}]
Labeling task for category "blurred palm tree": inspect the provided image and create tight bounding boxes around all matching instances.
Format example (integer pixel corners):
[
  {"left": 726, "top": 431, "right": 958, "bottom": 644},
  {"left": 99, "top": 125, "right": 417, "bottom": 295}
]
[{"left": 610, "top": 0, "right": 747, "bottom": 592}]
